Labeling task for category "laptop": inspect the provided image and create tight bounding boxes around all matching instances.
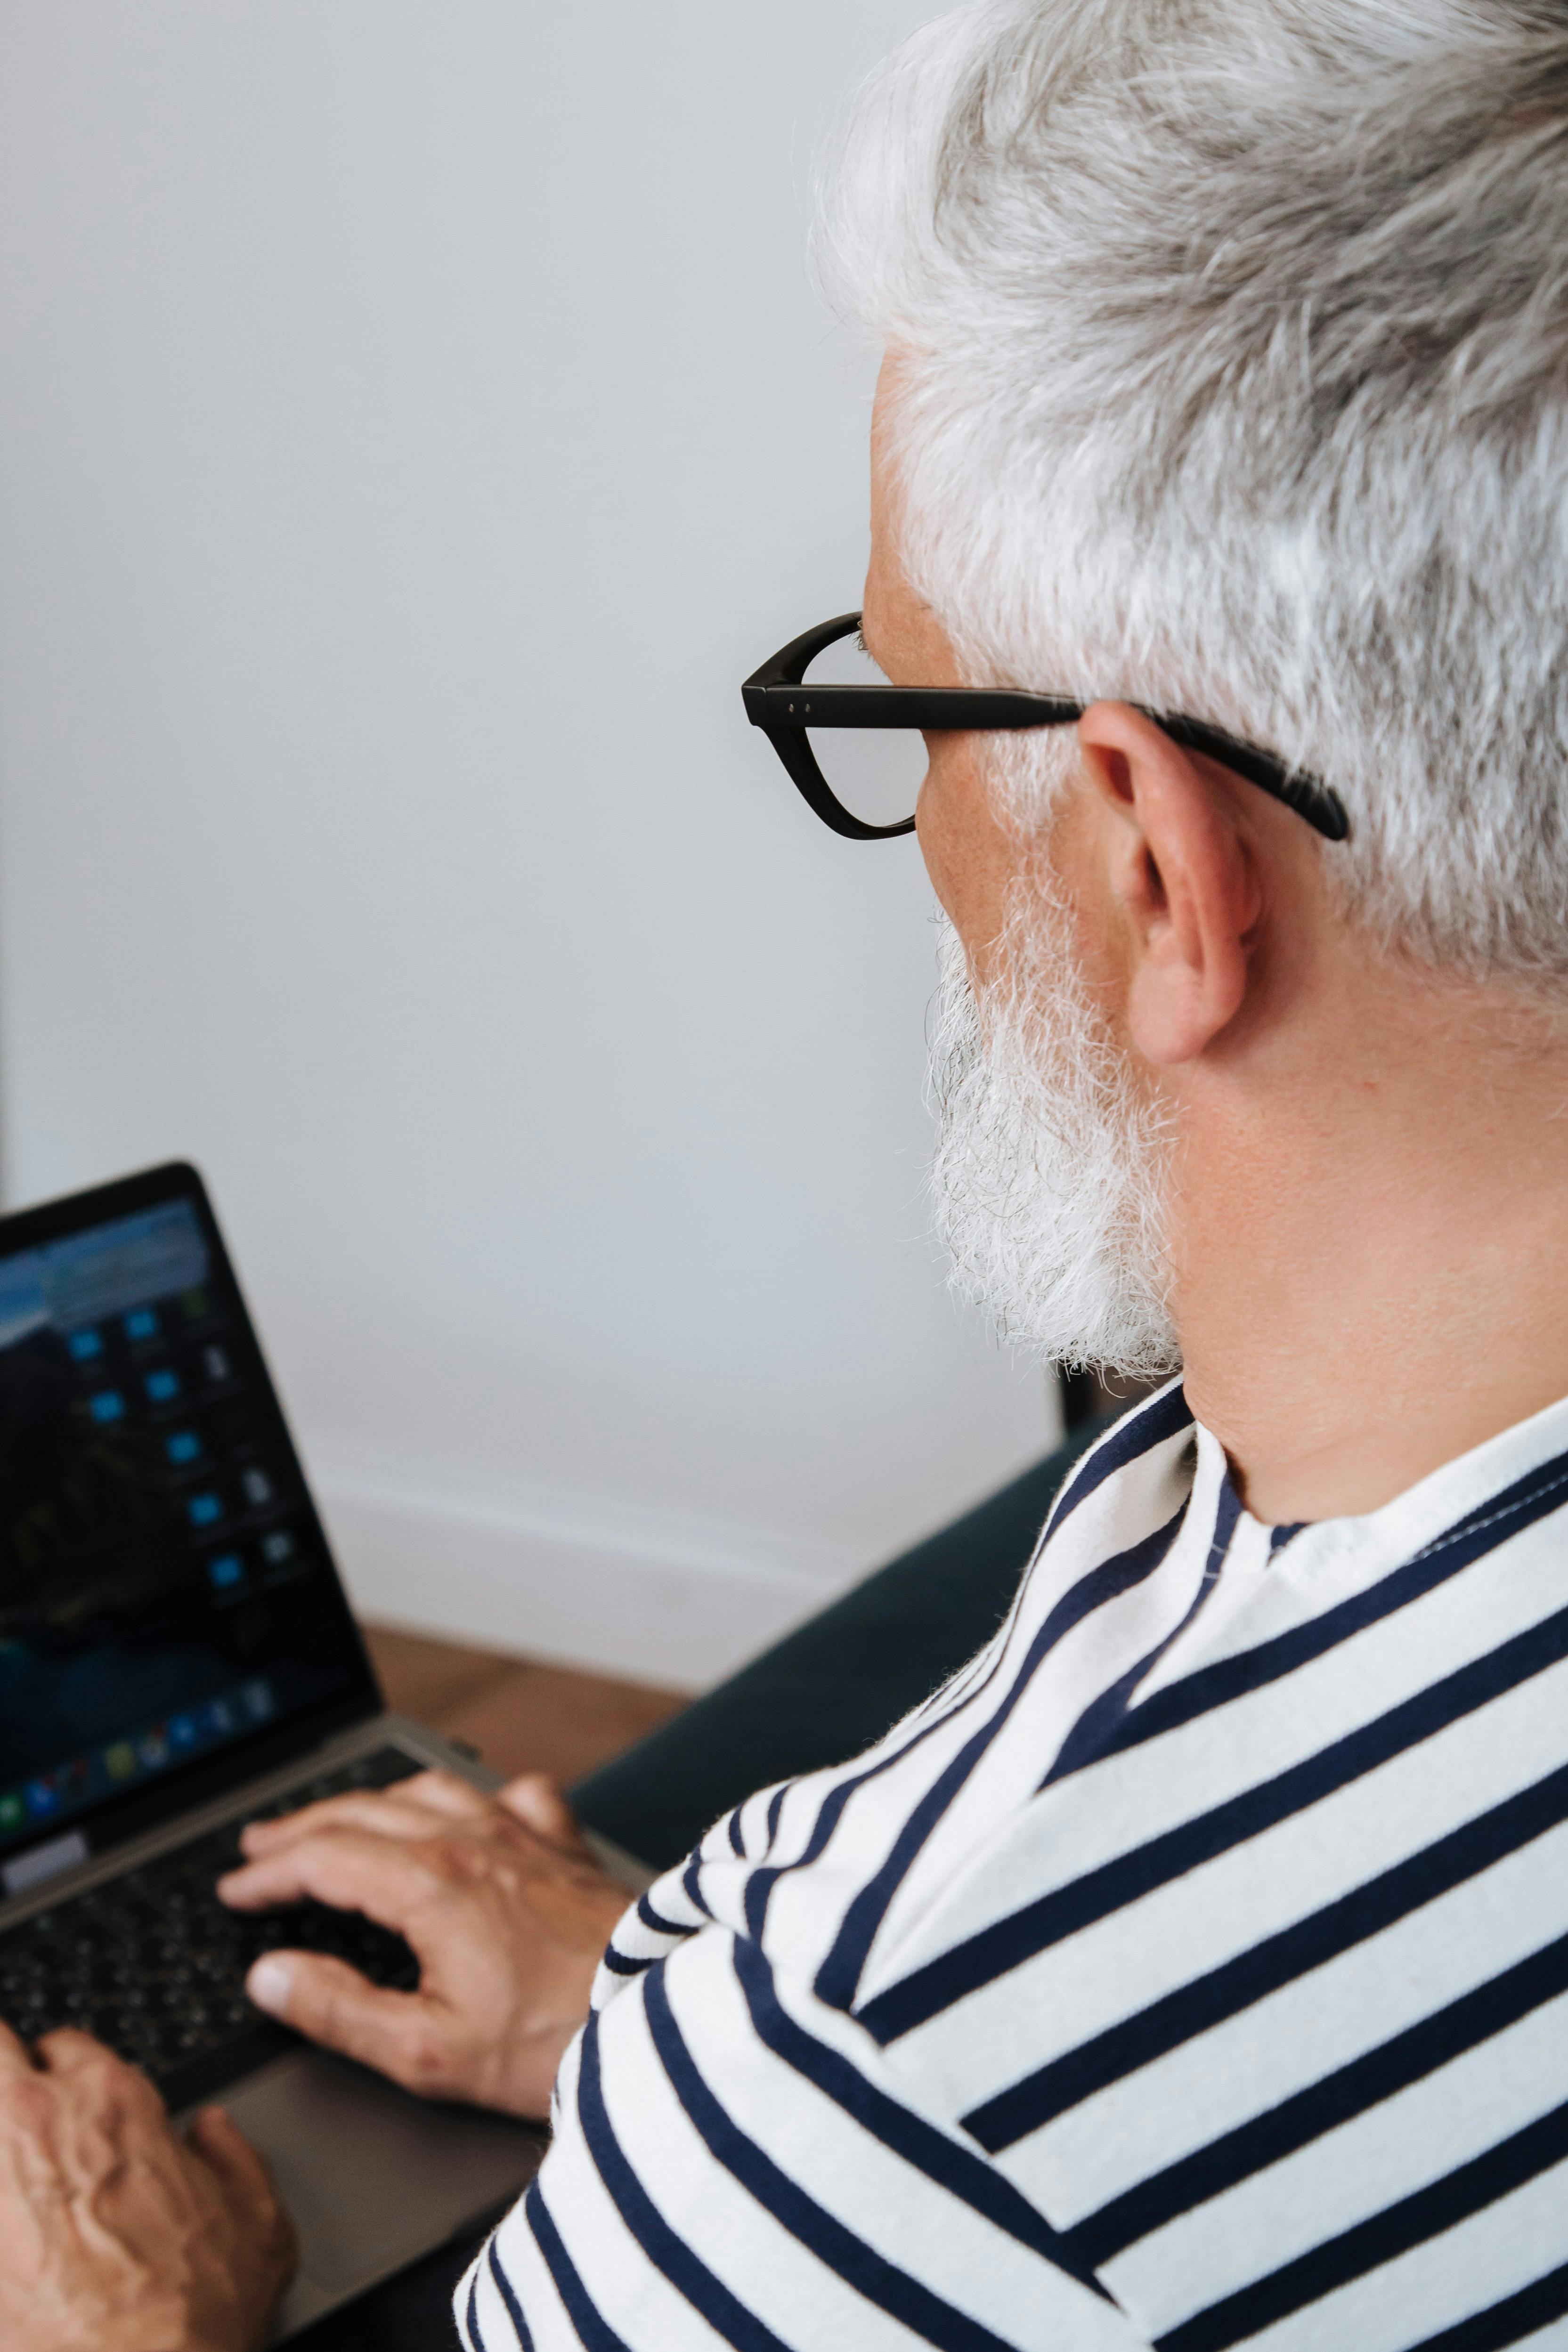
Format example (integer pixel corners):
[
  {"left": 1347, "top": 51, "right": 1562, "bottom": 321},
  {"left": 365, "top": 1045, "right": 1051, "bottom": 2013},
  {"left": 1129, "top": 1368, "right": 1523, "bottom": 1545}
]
[{"left": 0, "top": 1159, "right": 565, "bottom": 2336}]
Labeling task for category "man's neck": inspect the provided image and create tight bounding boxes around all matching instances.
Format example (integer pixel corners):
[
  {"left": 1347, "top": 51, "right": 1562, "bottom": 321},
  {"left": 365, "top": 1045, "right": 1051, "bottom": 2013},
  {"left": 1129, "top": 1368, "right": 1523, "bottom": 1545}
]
[{"left": 1171, "top": 956, "right": 1568, "bottom": 1525}]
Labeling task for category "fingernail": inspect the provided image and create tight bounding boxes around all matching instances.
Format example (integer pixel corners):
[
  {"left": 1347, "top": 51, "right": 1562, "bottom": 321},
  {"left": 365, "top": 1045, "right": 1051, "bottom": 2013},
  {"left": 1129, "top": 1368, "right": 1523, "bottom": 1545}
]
[{"left": 248, "top": 1955, "right": 293, "bottom": 2014}]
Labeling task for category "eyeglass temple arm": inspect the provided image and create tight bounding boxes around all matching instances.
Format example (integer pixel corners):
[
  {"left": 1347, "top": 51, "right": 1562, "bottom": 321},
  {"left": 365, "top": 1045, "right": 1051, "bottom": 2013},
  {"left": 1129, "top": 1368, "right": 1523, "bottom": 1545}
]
[{"left": 742, "top": 612, "right": 1085, "bottom": 733}]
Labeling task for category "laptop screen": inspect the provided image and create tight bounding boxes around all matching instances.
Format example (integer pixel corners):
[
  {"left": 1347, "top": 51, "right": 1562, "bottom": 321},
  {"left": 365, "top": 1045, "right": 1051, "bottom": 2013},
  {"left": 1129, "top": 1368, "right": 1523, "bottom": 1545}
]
[{"left": 0, "top": 1172, "right": 375, "bottom": 1876}]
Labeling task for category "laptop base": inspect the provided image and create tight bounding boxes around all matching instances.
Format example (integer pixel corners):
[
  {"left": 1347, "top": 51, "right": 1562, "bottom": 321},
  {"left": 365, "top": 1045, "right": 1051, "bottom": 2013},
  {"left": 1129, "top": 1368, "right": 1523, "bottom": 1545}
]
[{"left": 213, "top": 2044, "right": 544, "bottom": 2340}]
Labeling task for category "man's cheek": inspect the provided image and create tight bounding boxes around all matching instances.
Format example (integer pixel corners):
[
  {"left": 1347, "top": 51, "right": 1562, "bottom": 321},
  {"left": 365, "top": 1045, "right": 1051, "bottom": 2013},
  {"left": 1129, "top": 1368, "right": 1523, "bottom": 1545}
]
[{"left": 917, "top": 740, "right": 1017, "bottom": 952}]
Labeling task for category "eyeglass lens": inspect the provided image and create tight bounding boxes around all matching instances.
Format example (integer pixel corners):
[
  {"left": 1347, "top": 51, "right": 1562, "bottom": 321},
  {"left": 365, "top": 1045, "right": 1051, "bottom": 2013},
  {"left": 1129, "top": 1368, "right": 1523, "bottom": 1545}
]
[{"left": 801, "top": 633, "right": 927, "bottom": 831}]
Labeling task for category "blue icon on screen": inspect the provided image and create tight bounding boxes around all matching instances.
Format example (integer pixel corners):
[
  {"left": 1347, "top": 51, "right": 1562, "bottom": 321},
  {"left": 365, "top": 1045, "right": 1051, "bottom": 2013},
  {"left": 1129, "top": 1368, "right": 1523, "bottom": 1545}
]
[
  {"left": 201, "top": 1697, "right": 236, "bottom": 1737},
  {"left": 123, "top": 1307, "right": 159, "bottom": 1343},
  {"left": 67, "top": 1328, "right": 103, "bottom": 1363},
  {"left": 206, "top": 1553, "right": 244, "bottom": 1592},
  {"left": 187, "top": 1492, "right": 222, "bottom": 1529},
  {"left": 88, "top": 1391, "right": 125, "bottom": 1424},
  {"left": 241, "top": 1679, "right": 274, "bottom": 1723},
  {"left": 165, "top": 1430, "right": 201, "bottom": 1467},
  {"left": 24, "top": 1778, "right": 59, "bottom": 1819},
  {"left": 169, "top": 1713, "right": 199, "bottom": 1752},
  {"left": 145, "top": 1368, "right": 181, "bottom": 1404}
]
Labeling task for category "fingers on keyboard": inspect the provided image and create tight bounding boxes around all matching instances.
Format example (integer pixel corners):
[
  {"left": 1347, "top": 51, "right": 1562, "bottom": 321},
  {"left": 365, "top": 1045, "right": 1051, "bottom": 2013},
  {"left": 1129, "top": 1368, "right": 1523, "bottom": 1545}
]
[{"left": 0, "top": 1749, "right": 422, "bottom": 2083}]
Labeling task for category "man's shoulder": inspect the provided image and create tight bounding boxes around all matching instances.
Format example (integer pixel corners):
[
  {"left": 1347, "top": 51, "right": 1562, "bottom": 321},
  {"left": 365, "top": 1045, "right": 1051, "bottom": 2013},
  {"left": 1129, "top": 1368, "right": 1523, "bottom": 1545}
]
[{"left": 637, "top": 1389, "right": 1208, "bottom": 2021}]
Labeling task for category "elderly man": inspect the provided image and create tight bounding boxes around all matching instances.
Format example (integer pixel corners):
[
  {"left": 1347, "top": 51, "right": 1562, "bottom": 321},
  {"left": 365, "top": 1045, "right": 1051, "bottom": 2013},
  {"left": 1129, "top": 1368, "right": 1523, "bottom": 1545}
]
[{"left": 11, "top": 0, "right": 1568, "bottom": 2344}]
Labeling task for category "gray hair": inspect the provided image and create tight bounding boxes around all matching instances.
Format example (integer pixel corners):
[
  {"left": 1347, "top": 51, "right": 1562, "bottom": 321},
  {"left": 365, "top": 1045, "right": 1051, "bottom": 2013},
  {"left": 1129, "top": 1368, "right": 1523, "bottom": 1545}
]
[{"left": 816, "top": 0, "right": 1568, "bottom": 984}]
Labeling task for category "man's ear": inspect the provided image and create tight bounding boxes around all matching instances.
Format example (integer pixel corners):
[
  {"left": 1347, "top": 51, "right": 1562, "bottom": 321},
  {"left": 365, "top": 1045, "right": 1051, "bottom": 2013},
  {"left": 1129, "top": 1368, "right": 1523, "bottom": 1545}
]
[{"left": 1075, "top": 701, "right": 1263, "bottom": 1066}]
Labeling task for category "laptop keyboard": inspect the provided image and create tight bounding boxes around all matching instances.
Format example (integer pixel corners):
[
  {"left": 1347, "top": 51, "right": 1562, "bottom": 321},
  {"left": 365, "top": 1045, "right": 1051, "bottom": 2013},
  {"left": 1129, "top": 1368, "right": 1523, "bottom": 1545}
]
[{"left": 0, "top": 1745, "right": 424, "bottom": 2112}]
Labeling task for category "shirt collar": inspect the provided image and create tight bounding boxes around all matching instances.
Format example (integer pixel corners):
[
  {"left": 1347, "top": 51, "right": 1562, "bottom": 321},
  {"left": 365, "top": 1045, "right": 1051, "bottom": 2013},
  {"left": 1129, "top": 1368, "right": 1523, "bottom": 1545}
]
[{"left": 1191, "top": 1386, "right": 1568, "bottom": 1593}]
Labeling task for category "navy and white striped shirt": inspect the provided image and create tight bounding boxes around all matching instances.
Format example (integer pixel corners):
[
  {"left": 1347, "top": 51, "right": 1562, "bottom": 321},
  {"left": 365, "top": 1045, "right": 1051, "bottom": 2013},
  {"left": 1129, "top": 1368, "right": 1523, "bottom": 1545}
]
[{"left": 460, "top": 1382, "right": 1568, "bottom": 2351}]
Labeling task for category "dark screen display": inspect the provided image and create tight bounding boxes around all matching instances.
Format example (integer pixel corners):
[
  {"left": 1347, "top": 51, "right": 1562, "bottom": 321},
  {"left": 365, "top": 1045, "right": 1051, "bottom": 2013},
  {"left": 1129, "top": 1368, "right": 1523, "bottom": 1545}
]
[{"left": 0, "top": 1190, "right": 371, "bottom": 1857}]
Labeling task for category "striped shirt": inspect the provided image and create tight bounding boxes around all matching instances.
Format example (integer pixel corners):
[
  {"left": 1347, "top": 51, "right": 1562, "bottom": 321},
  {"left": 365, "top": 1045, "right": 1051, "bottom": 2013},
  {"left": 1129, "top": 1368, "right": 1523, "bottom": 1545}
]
[{"left": 459, "top": 1381, "right": 1568, "bottom": 2352}]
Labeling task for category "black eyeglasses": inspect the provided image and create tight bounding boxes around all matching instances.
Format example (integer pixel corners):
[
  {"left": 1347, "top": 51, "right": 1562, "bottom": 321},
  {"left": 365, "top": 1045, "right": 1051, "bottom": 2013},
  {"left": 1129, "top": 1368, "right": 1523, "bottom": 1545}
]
[{"left": 742, "top": 611, "right": 1349, "bottom": 843}]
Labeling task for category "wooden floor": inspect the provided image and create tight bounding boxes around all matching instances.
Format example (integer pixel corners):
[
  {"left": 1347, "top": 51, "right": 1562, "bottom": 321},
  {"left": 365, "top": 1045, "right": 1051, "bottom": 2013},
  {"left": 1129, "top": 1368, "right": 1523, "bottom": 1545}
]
[{"left": 362, "top": 1623, "right": 687, "bottom": 1789}]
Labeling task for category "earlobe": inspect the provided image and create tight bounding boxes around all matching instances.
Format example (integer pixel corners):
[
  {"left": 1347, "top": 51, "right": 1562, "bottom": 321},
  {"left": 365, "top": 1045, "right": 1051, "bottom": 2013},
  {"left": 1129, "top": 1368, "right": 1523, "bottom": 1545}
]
[{"left": 1077, "top": 703, "right": 1258, "bottom": 1068}]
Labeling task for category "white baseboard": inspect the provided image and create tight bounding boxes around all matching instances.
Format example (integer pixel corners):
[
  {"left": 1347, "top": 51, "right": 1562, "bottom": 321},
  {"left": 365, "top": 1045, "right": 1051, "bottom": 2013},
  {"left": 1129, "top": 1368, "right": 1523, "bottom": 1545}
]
[{"left": 313, "top": 1467, "right": 864, "bottom": 1692}]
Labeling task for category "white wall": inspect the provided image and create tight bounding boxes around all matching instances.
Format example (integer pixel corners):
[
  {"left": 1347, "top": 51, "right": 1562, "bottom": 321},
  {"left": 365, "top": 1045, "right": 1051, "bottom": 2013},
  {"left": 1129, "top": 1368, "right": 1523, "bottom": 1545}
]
[{"left": 0, "top": 1, "right": 1057, "bottom": 1689}]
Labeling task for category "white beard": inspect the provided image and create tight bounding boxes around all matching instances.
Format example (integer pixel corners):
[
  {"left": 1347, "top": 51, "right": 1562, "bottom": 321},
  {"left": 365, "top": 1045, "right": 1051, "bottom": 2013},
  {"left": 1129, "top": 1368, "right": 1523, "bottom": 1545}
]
[{"left": 926, "top": 894, "right": 1178, "bottom": 1379}]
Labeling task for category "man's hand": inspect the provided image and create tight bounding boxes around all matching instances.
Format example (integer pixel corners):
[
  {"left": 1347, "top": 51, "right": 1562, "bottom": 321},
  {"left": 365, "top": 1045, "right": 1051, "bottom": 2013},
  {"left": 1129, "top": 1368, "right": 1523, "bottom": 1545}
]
[
  {"left": 0, "top": 2022, "right": 295, "bottom": 2352},
  {"left": 218, "top": 1770, "right": 632, "bottom": 2120}
]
